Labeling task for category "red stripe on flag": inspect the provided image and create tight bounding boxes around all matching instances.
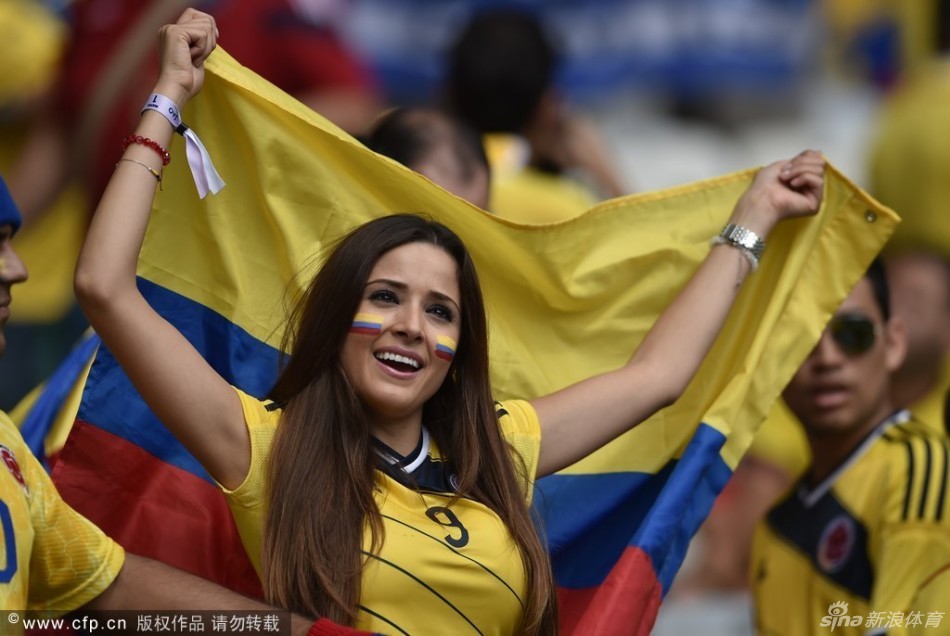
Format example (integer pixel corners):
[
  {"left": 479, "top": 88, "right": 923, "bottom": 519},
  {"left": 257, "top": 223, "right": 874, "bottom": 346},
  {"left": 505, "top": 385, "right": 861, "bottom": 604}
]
[
  {"left": 558, "top": 546, "right": 663, "bottom": 636},
  {"left": 52, "top": 420, "right": 263, "bottom": 599}
]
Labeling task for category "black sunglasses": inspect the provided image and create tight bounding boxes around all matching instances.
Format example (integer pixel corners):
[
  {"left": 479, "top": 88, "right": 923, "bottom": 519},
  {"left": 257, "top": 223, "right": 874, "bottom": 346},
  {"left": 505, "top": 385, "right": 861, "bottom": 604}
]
[{"left": 828, "top": 313, "right": 880, "bottom": 355}]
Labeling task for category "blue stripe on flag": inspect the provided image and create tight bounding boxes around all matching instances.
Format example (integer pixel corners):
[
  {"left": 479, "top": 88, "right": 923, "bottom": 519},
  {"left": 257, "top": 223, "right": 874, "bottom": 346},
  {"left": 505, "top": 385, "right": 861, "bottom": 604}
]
[
  {"left": 20, "top": 331, "right": 101, "bottom": 469},
  {"left": 536, "top": 423, "right": 731, "bottom": 593},
  {"left": 78, "top": 278, "right": 281, "bottom": 483}
]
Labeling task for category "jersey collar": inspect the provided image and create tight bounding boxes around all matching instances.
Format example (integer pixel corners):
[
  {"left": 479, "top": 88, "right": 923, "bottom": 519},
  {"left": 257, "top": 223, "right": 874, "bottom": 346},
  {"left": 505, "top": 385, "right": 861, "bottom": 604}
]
[
  {"left": 798, "top": 409, "right": 911, "bottom": 507},
  {"left": 372, "top": 426, "right": 430, "bottom": 475}
]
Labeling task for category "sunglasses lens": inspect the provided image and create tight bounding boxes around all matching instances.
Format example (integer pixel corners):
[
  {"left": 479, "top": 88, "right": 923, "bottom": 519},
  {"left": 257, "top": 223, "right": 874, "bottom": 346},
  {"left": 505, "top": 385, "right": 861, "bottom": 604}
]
[{"left": 830, "top": 315, "right": 877, "bottom": 355}]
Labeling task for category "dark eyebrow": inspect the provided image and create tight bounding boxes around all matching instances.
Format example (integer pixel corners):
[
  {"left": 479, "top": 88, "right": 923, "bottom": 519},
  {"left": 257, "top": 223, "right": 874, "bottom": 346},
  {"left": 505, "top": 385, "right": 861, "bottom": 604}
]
[
  {"left": 366, "top": 279, "right": 461, "bottom": 313},
  {"left": 430, "top": 290, "right": 461, "bottom": 315},
  {"left": 367, "top": 278, "right": 408, "bottom": 290}
]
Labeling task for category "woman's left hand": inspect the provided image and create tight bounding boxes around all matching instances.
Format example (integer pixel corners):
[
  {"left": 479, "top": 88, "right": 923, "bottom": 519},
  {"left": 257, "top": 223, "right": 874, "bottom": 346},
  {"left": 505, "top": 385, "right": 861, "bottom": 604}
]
[{"left": 729, "top": 149, "right": 826, "bottom": 237}]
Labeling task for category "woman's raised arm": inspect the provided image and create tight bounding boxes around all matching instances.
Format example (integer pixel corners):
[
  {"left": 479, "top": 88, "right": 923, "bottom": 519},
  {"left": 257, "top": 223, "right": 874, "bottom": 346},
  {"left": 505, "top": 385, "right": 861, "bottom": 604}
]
[
  {"left": 74, "top": 9, "right": 248, "bottom": 489},
  {"left": 531, "top": 150, "right": 826, "bottom": 477}
]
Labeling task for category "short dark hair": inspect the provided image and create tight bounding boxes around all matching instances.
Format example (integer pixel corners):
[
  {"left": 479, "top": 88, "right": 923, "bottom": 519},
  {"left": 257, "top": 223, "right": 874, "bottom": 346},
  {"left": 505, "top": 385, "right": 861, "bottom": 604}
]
[
  {"left": 866, "top": 257, "right": 891, "bottom": 321},
  {"left": 444, "top": 9, "right": 558, "bottom": 133},
  {"left": 364, "top": 107, "right": 488, "bottom": 181}
]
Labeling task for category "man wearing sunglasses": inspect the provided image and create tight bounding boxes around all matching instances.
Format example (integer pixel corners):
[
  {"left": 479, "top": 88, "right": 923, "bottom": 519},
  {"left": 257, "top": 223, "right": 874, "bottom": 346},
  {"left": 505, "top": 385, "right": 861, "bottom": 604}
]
[{"left": 751, "top": 260, "right": 950, "bottom": 635}]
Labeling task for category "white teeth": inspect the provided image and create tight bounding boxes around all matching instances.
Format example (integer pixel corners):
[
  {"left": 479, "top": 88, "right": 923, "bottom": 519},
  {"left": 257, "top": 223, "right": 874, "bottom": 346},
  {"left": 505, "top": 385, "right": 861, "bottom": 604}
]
[{"left": 375, "top": 352, "right": 420, "bottom": 369}]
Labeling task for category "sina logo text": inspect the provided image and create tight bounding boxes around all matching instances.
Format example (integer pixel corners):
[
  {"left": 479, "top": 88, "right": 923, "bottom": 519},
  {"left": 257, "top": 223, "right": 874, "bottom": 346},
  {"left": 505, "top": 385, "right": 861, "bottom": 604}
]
[{"left": 820, "top": 602, "right": 863, "bottom": 631}]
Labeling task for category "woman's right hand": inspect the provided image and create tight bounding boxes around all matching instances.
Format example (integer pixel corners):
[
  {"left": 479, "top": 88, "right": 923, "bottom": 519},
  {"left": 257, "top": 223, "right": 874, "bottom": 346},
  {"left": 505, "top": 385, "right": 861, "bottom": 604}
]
[{"left": 154, "top": 9, "right": 219, "bottom": 109}]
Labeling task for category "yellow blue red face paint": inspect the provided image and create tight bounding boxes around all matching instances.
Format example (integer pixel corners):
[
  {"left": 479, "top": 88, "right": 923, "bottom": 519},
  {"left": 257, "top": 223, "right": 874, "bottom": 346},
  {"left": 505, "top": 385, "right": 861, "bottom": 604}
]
[
  {"left": 435, "top": 335, "right": 457, "bottom": 361},
  {"left": 351, "top": 312, "right": 383, "bottom": 335}
]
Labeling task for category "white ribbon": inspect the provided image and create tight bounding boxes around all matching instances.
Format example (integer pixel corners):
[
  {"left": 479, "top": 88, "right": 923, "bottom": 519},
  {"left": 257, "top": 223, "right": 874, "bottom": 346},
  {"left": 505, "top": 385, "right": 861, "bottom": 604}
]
[
  {"left": 181, "top": 125, "right": 225, "bottom": 198},
  {"left": 143, "top": 93, "right": 225, "bottom": 198}
]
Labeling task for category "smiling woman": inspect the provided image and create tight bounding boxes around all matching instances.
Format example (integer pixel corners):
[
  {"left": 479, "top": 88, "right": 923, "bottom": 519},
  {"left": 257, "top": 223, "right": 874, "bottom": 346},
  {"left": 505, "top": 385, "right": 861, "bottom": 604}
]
[
  {"left": 73, "top": 8, "right": 827, "bottom": 636},
  {"left": 254, "top": 216, "right": 553, "bottom": 633}
]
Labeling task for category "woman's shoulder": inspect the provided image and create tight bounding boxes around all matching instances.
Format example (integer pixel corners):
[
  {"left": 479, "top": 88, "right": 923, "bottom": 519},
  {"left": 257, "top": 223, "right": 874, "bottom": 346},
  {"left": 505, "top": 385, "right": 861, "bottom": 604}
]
[
  {"left": 494, "top": 398, "right": 540, "bottom": 438},
  {"left": 232, "top": 386, "right": 283, "bottom": 430}
]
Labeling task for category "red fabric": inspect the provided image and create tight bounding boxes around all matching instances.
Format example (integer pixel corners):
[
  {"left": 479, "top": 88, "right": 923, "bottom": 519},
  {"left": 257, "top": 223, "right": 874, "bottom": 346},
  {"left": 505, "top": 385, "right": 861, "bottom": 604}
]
[
  {"left": 308, "top": 618, "right": 379, "bottom": 636},
  {"left": 52, "top": 420, "right": 263, "bottom": 598},
  {"left": 558, "top": 547, "right": 664, "bottom": 636},
  {"left": 57, "top": 0, "right": 378, "bottom": 203}
]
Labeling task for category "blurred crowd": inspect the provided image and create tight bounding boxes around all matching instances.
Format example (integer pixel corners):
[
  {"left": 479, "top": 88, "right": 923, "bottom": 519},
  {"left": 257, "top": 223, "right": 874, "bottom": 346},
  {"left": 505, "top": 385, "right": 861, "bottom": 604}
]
[{"left": 1, "top": 0, "right": 947, "bottom": 633}]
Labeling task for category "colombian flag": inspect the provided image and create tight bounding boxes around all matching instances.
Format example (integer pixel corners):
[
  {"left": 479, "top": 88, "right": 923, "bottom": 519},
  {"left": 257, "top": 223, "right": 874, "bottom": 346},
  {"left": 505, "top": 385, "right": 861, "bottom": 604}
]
[
  {"left": 51, "top": 49, "right": 898, "bottom": 633},
  {"left": 12, "top": 330, "right": 98, "bottom": 471}
]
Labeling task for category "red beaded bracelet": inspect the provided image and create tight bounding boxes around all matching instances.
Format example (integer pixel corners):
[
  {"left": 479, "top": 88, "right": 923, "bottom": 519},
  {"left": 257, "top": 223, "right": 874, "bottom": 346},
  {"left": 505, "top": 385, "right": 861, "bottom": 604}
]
[{"left": 121, "top": 135, "right": 171, "bottom": 166}]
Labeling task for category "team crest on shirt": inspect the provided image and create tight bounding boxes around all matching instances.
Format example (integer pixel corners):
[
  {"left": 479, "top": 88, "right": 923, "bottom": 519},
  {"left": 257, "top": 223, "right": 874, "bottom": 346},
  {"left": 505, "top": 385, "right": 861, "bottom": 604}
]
[
  {"left": 817, "top": 514, "right": 854, "bottom": 573},
  {"left": 0, "top": 445, "right": 28, "bottom": 494}
]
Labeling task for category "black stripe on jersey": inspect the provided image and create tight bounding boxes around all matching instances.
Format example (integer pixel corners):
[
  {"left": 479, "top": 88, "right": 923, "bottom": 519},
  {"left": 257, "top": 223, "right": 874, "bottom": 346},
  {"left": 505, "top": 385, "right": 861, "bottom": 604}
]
[
  {"left": 358, "top": 605, "right": 411, "bottom": 635},
  {"left": 264, "top": 400, "right": 282, "bottom": 412},
  {"left": 887, "top": 430, "right": 950, "bottom": 522},
  {"left": 903, "top": 439, "right": 915, "bottom": 521},
  {"left": 937, "top": 441, "right": 948, "bottom": 522},
  {"left": 362, "top": 551, "right": 484, "bottom": 635},
  {"left": 767, "top": 490, "right": 873, "bottom": 600},
  {"left": 381, "top": 513, "right": 525, "bottom": 608},
  {"left": 919, "top": 437, "right": 933, "bottom": 520},
  {"left": 494, "top": 402, "right": 509, "bottom": 419}
]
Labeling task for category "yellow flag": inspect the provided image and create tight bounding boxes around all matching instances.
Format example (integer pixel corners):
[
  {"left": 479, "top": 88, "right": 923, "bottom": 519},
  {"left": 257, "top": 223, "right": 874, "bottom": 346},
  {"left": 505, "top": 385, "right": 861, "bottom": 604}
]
[{"left": 58, "top": 47, "right": 896, "bottom": 635}]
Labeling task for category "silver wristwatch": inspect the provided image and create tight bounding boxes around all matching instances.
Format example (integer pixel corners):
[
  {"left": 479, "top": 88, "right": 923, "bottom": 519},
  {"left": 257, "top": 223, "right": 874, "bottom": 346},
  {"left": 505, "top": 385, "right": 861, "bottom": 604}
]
[{"left": 719, "top": 223, "right": 765, "bottom": 261}]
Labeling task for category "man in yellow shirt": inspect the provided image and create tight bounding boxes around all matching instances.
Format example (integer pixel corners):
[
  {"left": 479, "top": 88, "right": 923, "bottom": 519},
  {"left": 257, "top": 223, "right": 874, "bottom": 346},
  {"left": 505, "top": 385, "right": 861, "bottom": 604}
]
[{"left": 751, "top": 261, "right": 950, "bottom": 635}]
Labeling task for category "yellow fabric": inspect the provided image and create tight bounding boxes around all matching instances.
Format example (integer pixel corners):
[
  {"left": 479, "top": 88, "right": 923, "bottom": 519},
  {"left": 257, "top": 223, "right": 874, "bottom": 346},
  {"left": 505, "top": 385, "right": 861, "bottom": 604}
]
[
  {"left": 492, "top": 168, "right": 598, "bottom": 224},
  {"left": 8, "top": 191, "right": 87, "bottom": 324},
  {"left": 0, "top": 1, "right": 65, "bottom": 105},
  {"left": 752, "top": 420, "right": 950, "bottom": 635},
  {"left": 894, "top": 0, "right": 940, "bottom": 75},
  {"left": 747, "top": 398, "right": 812, "bottom": 480},
  {"left": 909, "top": 356, "right": 950, "bottom": 434},
  {"left": 0, "top": 9, "right": 79, "bottom": 325},
  {"left": 495, "top": 399, "right": 543, "bottom": 500},
  {"left": 869, "top": 58, "right": 950, "bottom": 257},
  {"left": 0, "top": 411, "right": 124, "bottom": 617},
  {"left": 0, "top": 125, "right": 88, "bottom": 325},
  {"left": 141, "top": 48, "right": 896, "bottom": 489},
  {"left": 483, "top": 133, "right": 598, "bottom": 223},
  {"left": 225, "top": 389, "right": 540, "bottom": 635}
]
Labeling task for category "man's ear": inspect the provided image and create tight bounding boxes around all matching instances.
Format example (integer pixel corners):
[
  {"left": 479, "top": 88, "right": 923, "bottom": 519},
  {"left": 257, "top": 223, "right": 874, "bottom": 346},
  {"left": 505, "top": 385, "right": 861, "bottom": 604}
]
[{"left": 883, "top": 315, "right": 909, "bottom": 373}]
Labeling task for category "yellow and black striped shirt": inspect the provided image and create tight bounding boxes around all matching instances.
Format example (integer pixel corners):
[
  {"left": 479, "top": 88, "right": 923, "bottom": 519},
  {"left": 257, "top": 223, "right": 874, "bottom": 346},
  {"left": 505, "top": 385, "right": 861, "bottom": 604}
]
[
  {"left": 751, "top": 411, "right": 950, "bottom": 635},
  {"left": 225, "top": 389, "right": 541, "bottom": 635}
]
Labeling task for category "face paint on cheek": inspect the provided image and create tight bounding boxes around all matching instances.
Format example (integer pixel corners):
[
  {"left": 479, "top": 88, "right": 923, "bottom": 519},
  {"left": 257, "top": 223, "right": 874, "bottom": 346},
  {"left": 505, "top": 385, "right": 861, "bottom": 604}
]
[
  {"left": 435, "top": 335, "right": 457, "bottom": 362},
  {"left": 351, "top": 313, "right": 384, "bottom": 335}
]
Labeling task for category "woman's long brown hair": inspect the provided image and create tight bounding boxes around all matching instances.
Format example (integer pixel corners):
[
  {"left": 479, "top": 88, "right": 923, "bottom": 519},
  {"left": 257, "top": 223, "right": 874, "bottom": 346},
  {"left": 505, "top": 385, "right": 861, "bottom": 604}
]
[{"left": 262, "top": 214, "right": 557, "bottom": 634}]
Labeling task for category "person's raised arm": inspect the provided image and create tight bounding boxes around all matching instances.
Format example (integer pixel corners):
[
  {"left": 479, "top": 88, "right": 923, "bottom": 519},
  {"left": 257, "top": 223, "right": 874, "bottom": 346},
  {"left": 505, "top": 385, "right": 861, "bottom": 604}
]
[
  {"left": 73, "top": 9, "right": 248, "bottom": 489},
  {"left": 531, "top": 150, "right": 825, "bottom": 477}
]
